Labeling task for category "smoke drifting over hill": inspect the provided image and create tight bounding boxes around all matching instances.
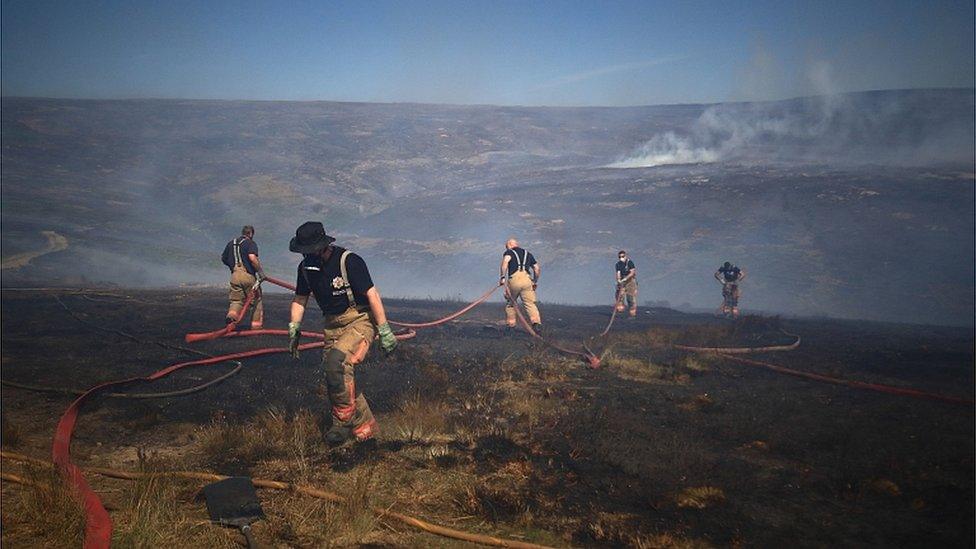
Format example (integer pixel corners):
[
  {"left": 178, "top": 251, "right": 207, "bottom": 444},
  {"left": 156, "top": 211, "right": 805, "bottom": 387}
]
[
  {"left": 1, "top": 90, "right": 973, "bottom": 325},
  {"left": 609, "top": 90, "right": 975, "bottom": 168}
]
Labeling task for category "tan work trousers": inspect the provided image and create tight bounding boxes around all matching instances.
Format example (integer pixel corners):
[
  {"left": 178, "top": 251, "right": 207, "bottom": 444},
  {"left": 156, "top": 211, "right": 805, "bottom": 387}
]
[
  {"left": 323, "top": 306, "right": 377, "bottom": 440},
  {"left": 722, "top": 282, "right": 741, "bottom": 310},
  {"left": 616, "top": 278, "right": 638, "bottom": 316},
  {"left": 227, "top": 266, "right": 263, "bottom": 328},
  {"left": 505, "top": 270, "right": 541, "bottom": 326}
]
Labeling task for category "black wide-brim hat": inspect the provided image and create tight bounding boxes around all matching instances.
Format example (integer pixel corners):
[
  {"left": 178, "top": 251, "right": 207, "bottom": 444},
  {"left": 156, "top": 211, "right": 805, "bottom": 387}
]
[{"left": 289, "top": 221, "right": 336, "bottom": 254}]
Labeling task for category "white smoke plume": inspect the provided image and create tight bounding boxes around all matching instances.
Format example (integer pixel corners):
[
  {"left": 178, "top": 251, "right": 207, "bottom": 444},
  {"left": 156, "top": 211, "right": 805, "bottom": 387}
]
[
  {"left": 606, "top": 133, "right": 719, "bottom": 167},
  {"left": 608, "top": 88, "right": 974, "bottom": 168}
]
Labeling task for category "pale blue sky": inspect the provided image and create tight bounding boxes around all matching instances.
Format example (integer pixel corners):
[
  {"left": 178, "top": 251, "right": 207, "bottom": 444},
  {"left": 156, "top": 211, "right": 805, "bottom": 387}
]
[{"left": 2, "top": 0, "right": 973, "bottom": 106}]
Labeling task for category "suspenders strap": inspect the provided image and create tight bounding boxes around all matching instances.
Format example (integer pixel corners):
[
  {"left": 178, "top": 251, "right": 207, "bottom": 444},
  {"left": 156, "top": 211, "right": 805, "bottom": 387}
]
[
  {"left": 512, "top": 249, "right": 528, "bottom": 272},
  {"left": 339, "top": 250, "right": 356, "bottom": 306},
  {"left": 233, "top": 237, "right": 244, "bottom": 267}
]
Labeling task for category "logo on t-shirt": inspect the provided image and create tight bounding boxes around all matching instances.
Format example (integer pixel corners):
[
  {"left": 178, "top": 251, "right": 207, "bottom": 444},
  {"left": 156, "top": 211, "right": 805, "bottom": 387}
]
[{"left": 332, "top": 276, "right": 346, "bottom": 290}]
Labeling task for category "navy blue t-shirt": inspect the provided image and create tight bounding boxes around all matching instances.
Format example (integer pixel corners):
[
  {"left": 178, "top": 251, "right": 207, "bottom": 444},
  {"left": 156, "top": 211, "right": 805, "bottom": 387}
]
[
  {"left": 718, "top": 265, "right": 742, "bottom": 282},
  {"left": 504, "top": 247, "right": 537, "bottom": 276},
  {"left": 616, "top": 259, "right": 636, "bottom": 278},
  {"left": 295, "top": 247, "right": 374, "bottom": 316},
  {"left": 222, "top": 237, "right": 259, "bottom": 274}
]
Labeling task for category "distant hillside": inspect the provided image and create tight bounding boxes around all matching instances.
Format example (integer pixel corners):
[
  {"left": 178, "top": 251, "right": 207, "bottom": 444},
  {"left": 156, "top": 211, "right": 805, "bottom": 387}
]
[{"left": 1, "top": 90, "right": 973, "bottom": 325}]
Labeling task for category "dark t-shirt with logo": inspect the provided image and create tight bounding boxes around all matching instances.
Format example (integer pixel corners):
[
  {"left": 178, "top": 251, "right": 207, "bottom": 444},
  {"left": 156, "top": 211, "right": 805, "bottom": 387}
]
[
  {"left": 718, "top": 265, "right": 742, "bottom": 282},
  {"left": 222, "top": 237, "right": 259, "bottom": 274},
  {"left": 616, "top": 259, "right": 636, "bottom": 278},
  {"left": 504, "top": 247, "right": 537, "bottom": 276},
  {"left": 295, "top": 247, "right": 374, "bottom": 316}
]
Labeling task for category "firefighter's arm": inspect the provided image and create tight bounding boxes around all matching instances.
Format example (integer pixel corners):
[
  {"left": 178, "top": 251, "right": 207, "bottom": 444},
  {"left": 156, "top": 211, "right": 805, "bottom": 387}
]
[
  {"left": 365, "top": 286, "right": 388, "bottom": 326},
  {"left": 626, "top": 268, "right": 636, "bottom": 282},
  {"left": 533, "top": 264, "right": 541, "bottom": 283},
  {"left": 714, "top": 271, "right": 724, "bottom": 284},
  {"left": 248, "top": 253, "right": 264, "bottom": 276},
  {"left": 499, "top": 255, "right": 511, "bottom": 285},
  {"left": 367, "top": 286, "right": 397, "bottom": 353},
  {"left": 288, "top": 294, "right": 309, "bottom": 359},
  {"left": 290, "top": 294, "right": 308, "bottom": 324},
  {"left": 737, "top": 269, "right": 747, "bottom": 282}
]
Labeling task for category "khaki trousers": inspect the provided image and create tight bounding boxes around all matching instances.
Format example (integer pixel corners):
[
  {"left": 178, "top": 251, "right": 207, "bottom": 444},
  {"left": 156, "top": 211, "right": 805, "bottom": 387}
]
[
  {"left": 616, "top": 278, "right": 638, "bottom": 316},
  {"left": 322, "top": 306, "right": 377, "bottom": 440},
  {"left": 505, "top": 271, "right": 541, "bottom": 326},
  {"left": 227, "top": 266, "right": 263, "bottom": 328}
]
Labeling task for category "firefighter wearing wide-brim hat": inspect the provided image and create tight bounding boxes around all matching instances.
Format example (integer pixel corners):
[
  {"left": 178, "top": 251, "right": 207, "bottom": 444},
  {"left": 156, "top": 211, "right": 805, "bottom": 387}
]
[
  {"left": 287, "top": 221, "right": 398, "bottom": 445},
  {"left": 715, "top": 261, "right": 746, "bottom": 318}
]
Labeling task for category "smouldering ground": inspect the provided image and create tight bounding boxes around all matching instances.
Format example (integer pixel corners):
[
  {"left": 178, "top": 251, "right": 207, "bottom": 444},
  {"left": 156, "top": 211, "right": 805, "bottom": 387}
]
[{"left": 1, "top": 289, "right": 973, "bottom": 547}]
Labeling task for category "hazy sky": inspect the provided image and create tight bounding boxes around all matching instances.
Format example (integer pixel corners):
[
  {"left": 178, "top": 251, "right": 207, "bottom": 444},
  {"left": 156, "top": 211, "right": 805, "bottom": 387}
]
[{"left": 1, "top": 0, "right": 973, "bottom": 106}]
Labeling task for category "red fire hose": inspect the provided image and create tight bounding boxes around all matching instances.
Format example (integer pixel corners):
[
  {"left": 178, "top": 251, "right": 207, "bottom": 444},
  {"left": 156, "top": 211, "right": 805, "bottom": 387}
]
[
  {"left": 716, "top": 353, "right": 974, "bottom": 405},
  {"left": 52, "top": 276, "right": 488, "bottom": 547},
  {"left": 674, "top": 333, "right": 972, "bottom": 405},
  {"left": 389, "top": 285, "right": 501, "bottom": 328},
  {"left": 504, "top": 283, "right": 601, "bottom": 368},
  {"left": 184, "top": 287, "right": 257, "bottom": 343},
  {"left": 596, "top": 292, "right": 626, "bottom": 338}
]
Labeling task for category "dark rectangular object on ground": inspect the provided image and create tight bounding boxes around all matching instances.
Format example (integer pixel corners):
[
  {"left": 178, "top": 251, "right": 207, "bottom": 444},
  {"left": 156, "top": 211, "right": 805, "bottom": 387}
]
[{"left": 203, "top": 476, "right": 264, "bottom": 527}]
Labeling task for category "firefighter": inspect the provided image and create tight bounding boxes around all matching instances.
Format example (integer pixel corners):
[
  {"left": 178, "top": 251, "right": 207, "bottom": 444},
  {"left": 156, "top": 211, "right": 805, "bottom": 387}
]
[
  {"left": 615, "top": 250, "right": 638, "bottom": 317},
  {"left": 287, "top": 221, "right": 398, "bottom": 445},
  {"left": 500, "top": 238, "right": 542, "bottom": 332},
  {"left": 715, "top": 261, "right": 746, "bottom": 318},
  {"left": 221, "top": 225, "right": 265, "bottom": 329}
]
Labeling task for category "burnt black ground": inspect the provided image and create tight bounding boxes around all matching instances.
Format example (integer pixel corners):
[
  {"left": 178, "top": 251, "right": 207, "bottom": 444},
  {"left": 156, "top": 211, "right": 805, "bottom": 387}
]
[{"left": 1, "top": 289, "right": 973, "bottom": 547}]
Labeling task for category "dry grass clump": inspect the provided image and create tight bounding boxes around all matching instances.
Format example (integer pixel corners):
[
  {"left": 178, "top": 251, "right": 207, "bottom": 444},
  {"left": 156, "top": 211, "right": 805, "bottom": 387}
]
[
  {"left": 602, "top": 350, "right": 671, "bottom": 383},
  {"left": 387, "top": 391, "right": 451, "bottom": 443},
  {"left": 454, "top": 461, "right": 534, "bottom": 521},
  {"left": 675, "top": 486, "right": 726, "bottom": 509},
  {"left": 112, "top": 450, "right": 236, "bottom": 548},
  {"left": 490, "top": 381, "right": 564, "bottom": 432},
  {"left": 499, "top": 351, "right": 572, "bottom": 383},
  {"left": 193, "top": 408, "right": 323, "bottom": 474},
  {"left": 608, "top": 328, "right": 672, "bottom": 350},
  {"left": 264, "top": 466, "right": 381, "bottom": 546},
  {"left": 581, "top": 512, "right": 712, "bottom": 547},
  {"left": 677, "top": 393, "right": 715, "bottom": 413},
  {"left": 679, "top": 355, "right": 713, "bottom": 374},
  {"left": 0, "top": 464, "right": 85, "bottom": 548}
]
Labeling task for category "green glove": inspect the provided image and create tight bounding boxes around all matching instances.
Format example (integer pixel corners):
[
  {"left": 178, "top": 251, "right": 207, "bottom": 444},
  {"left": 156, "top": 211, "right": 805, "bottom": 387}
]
[
  {"left": 377, "top": 322, "right": 398, "bottom": 354},
  {"left": 288, "top": 322, "right": 301, "bottom": 359}
]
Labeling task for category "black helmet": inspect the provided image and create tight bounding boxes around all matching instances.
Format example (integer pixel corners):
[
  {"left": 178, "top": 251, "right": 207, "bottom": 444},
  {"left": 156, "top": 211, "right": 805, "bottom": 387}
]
[{"left": 723, "top": 261, "right": 732, "bottom": 269}]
